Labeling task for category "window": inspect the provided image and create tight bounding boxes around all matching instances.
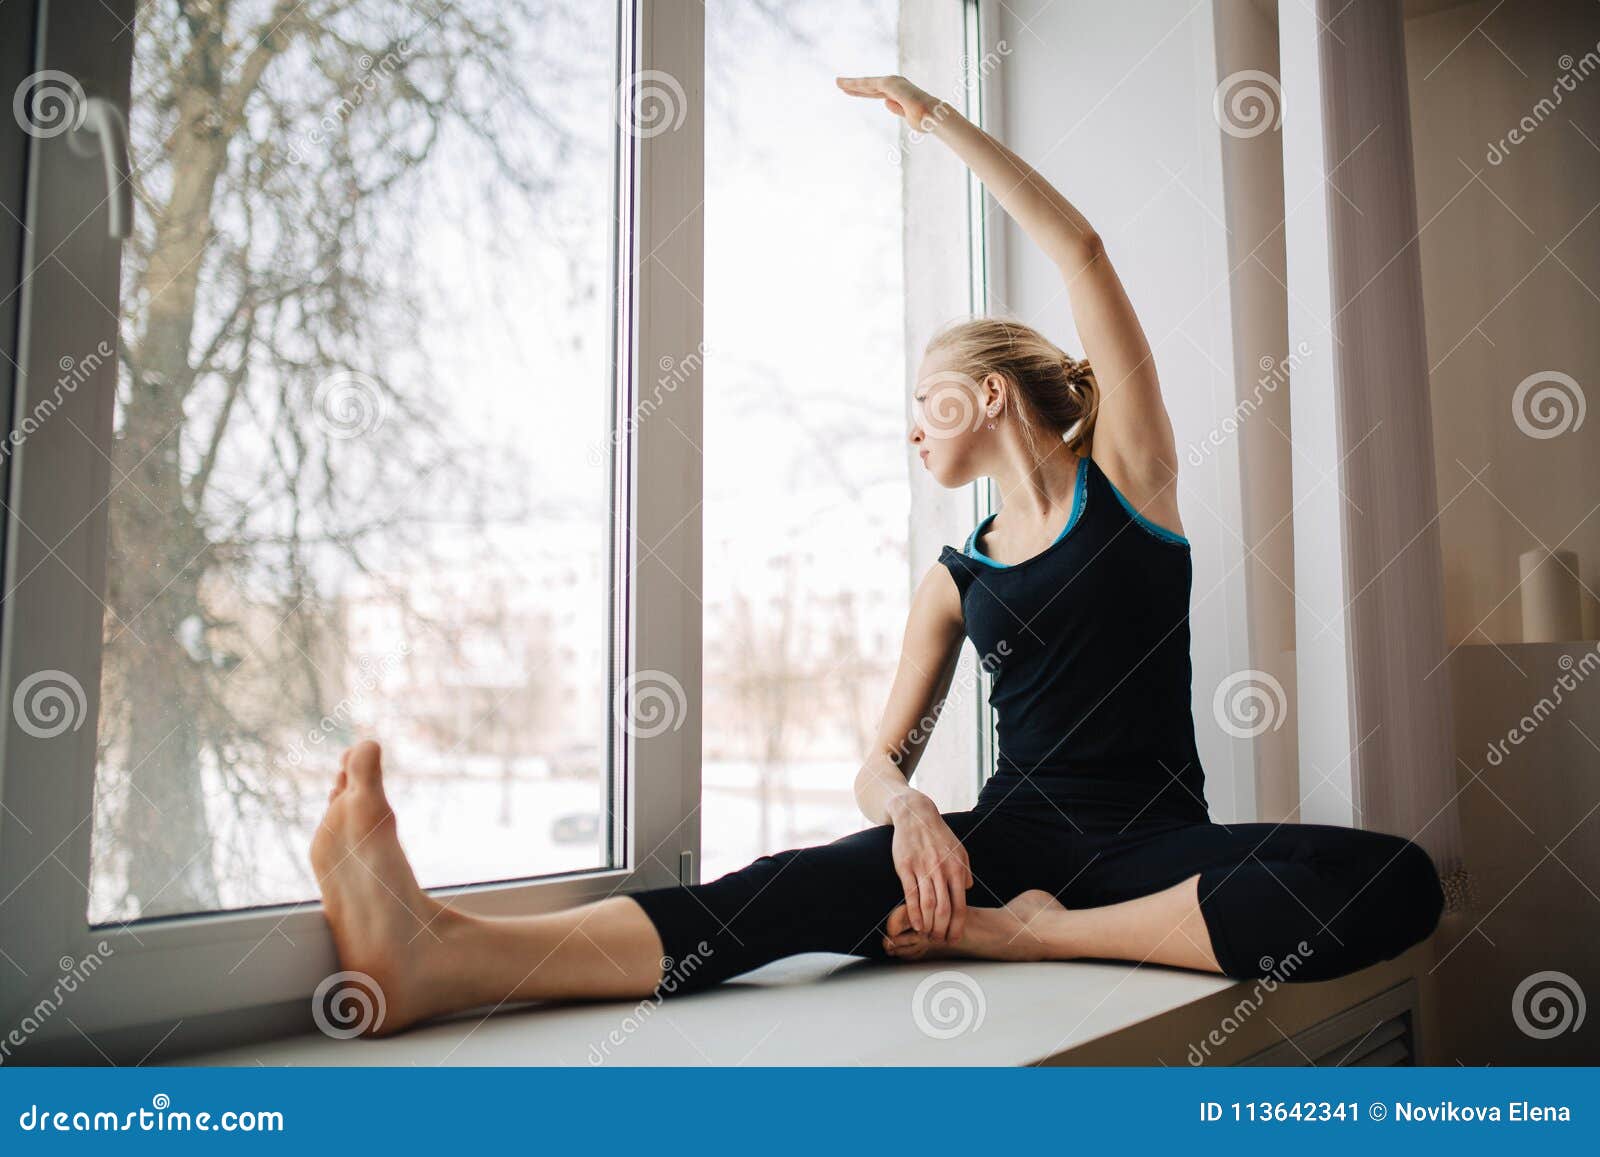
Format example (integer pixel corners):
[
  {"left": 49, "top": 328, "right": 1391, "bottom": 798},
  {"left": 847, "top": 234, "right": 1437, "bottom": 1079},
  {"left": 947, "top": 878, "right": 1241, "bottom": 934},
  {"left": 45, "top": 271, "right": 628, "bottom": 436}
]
[
  {"left": 1, "top": 0, "right": 701, "bottom": 1048},
  {"left": 700, "top": 0, "right": 908, "bottom": 879},
  {"left": 0, "top": 0, "right": 978, "bottom": 1056},
  {"left": 84, "top": 0, "right": 620, "bottom": 924}
]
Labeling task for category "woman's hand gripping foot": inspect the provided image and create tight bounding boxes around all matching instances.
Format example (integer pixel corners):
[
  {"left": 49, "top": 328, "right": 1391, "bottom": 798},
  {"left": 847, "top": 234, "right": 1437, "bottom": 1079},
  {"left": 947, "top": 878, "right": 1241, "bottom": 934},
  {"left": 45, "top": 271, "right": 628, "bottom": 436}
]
[{"left": 882, "top": 889, "right": 1070, "bottom": 963}]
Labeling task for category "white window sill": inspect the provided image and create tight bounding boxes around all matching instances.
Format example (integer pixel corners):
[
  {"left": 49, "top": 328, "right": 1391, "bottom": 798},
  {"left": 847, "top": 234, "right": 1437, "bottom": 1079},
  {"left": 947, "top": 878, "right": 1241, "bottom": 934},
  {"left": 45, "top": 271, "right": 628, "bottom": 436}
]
[{"left": 179, "top": 954, "right": 1239, "bottom": 1067}]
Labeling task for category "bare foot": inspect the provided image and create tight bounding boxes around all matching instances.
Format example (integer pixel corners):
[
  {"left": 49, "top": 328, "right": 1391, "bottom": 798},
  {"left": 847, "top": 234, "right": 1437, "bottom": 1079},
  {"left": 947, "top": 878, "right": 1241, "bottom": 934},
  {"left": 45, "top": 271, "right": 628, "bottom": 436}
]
[
  {"left": 310, "top": 740, "right": 468, "bottom": 1036},
  {"left": 882, "top": 889, "right": 1070, "bottom": 963}
]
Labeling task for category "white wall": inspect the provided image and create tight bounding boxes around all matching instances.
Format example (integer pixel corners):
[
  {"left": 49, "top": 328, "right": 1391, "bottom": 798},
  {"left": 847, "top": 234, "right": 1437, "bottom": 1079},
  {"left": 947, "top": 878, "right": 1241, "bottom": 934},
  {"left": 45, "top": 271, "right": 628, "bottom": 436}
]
[
  {"left": 989, "top": 0, "right": 1276, "bottom": 822},
  {"left": 1404, "top": 0, "right": 1600, "bottom": 645},
  {"left": 1404, "top": 0, "right": 1600, "bottom": 1064}
]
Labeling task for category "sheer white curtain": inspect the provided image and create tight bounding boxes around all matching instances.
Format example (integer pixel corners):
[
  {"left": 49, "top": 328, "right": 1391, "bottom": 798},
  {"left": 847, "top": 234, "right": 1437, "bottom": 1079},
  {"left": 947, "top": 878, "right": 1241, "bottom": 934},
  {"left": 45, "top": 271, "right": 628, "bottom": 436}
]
[{"left": 1281, "top": 0, "right": 1467, "bottom": 902}]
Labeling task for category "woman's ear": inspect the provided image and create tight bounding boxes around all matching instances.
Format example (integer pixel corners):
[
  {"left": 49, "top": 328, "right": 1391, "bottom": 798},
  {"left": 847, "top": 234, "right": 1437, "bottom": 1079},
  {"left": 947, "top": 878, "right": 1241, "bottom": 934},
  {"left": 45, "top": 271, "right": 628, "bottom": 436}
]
[{"left": 982, "top": 372, "right": 1007, "bottom": 415}]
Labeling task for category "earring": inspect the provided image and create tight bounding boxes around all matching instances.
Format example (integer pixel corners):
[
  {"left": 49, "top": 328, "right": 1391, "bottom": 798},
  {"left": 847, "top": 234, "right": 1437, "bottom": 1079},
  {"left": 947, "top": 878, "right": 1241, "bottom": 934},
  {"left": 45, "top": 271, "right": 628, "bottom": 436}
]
[{"left": 985, "top": 403, "right": 1000, "bottom": 430}]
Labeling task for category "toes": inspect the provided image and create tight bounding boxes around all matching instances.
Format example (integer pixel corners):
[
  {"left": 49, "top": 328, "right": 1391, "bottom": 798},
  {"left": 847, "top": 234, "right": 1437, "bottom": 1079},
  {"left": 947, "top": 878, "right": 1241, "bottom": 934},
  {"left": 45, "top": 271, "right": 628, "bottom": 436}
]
[
  {"left": 884, "top": 928, "right": 926, "bottom": 958},
  {"left": 886, "top": 903, "right": 912, "bottom": 937},
  {"left": 328, "top": 768, "right": 348, "bottom": 804},
  {"left": 345, "top": 740, "right": 385, "bottom": 792},
  {"left": 884, "top": 934, "right": 925, "bottom": 961}
]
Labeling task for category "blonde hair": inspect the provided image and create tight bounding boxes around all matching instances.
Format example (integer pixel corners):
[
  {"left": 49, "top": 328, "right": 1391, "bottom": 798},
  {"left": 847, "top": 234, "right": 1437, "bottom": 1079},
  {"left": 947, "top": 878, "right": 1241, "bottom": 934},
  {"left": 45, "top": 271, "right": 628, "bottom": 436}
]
[{"left": 925, "top": 318, "right": 1098, "bottom": 456}]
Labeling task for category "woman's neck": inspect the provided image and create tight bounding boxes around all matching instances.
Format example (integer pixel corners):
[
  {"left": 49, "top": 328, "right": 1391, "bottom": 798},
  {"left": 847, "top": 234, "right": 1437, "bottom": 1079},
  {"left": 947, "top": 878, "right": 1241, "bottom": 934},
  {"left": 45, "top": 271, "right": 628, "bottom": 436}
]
[{"left": 988, "top": 434, "right": 1082, "bottom": 522}]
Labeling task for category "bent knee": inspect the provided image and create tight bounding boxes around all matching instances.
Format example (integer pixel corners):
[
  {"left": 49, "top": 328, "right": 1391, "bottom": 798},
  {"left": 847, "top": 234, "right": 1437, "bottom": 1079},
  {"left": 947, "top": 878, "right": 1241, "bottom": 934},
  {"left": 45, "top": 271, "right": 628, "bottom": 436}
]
[
  {"left": 1391, "top": 837, "right": 1445, "bottom": 939},
  {"left": 1348, "top": 833, "right": 1444, "bottom": 949}
]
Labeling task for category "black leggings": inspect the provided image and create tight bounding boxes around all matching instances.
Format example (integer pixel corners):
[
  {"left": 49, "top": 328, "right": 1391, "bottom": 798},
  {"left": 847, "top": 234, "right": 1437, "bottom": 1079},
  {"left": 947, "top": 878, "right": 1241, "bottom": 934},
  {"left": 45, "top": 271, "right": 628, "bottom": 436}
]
[{"left": 629, "top": 807, "right": 1446, "bottom": 996}]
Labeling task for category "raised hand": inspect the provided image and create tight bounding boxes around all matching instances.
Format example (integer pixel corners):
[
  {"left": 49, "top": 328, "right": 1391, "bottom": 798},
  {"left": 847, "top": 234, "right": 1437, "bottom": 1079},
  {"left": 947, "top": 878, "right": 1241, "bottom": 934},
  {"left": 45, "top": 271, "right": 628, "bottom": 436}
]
[{"left": 835, "top": 74, "right": 944, "bottom": 132}]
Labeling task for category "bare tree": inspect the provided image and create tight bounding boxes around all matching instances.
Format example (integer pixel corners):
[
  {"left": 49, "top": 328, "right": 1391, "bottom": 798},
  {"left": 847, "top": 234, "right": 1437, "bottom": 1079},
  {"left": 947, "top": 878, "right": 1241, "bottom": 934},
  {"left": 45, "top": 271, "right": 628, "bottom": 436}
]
[
  {"left": 96, "top": 0, "right": 593, "bottom": 918},
  {"left": 722, "top": 560, "right": 811, "bottom": 852}
]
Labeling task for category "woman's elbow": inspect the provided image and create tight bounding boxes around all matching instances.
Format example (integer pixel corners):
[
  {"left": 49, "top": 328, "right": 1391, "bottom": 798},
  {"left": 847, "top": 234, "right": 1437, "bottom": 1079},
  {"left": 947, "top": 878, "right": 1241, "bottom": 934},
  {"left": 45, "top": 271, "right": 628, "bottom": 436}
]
[{"left": 1053, "top": 230, "right": 1104, "bottom": 275}]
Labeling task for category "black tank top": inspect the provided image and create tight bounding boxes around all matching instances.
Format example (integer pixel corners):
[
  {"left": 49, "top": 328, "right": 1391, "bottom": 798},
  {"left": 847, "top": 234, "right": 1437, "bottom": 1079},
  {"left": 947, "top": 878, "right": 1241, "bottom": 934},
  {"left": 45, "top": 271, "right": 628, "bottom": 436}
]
[{"left": 938, "top": 452, "right": 1211, "bottom": 827}]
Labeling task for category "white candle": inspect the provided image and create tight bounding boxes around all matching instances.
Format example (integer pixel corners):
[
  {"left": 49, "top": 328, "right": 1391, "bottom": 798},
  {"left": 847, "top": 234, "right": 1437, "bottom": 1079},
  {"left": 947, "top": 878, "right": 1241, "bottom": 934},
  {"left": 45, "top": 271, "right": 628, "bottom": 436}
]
[{"left": 1519, "top": 548, "right": 1582, "bottom": 643}]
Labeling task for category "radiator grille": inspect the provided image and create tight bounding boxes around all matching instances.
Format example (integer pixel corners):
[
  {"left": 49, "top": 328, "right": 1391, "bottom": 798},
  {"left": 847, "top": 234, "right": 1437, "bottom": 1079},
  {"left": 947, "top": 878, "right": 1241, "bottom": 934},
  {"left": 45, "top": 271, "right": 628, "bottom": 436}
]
[{"left": 1240, "top": 981, "right": 1418, "bottom": 1066}]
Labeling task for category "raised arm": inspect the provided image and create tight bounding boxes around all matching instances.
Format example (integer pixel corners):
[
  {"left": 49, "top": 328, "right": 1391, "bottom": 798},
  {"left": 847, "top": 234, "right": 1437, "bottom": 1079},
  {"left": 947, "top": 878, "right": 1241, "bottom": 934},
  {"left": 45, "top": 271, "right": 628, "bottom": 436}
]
[
  {"left": 838, "top": 75, "right": 1181, "bottom": 502},
  {"left": 853, "top": 563, "right": 973, "bottom": 942}
]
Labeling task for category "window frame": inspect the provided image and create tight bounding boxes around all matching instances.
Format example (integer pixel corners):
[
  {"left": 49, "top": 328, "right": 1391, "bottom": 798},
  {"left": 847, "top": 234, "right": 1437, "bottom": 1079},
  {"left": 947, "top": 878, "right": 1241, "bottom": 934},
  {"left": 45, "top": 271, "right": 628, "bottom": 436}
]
[
  {"left": 965, "top": 0, "right": 1004, "bottom": 791},
  {"left": 0, "top": 0, "right": 703, "bottom": 1053}
]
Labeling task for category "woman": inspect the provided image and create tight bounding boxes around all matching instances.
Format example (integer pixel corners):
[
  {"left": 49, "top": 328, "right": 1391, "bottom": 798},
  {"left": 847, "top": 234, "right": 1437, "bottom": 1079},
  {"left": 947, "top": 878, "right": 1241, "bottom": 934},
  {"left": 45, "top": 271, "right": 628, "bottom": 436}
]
[{"left": 309, "top": 76, "right": 1445, "bottom": 1035}]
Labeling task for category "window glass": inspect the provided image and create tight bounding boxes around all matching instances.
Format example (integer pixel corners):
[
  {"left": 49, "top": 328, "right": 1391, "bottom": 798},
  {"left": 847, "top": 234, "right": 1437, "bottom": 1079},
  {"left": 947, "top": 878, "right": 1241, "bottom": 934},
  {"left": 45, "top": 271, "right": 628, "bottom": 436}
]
[
  {"left": 89, "top": 0, "right": 619, "bottom": 921},
  {"left": 701, "top": 0, "right": 909, "bottom": 879}
]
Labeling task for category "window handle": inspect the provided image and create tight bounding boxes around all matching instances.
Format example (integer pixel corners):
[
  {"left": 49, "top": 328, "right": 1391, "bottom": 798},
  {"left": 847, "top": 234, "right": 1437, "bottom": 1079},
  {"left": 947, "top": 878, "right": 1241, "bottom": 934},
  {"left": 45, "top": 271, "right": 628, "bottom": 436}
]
[{"left": 67, "top": 97, "right": 132, "bottom": 240}]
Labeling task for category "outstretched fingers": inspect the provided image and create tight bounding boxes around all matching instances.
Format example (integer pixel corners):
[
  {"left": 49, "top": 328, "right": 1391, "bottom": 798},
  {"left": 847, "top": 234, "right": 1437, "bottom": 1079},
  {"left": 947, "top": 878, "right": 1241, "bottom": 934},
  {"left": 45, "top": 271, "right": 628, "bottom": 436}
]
[
  {"left": 834, "top": 75, "right": 889, "bottom": 98},
  {"left": 835, "top": 75, "right": 913, "bottom": 122}
]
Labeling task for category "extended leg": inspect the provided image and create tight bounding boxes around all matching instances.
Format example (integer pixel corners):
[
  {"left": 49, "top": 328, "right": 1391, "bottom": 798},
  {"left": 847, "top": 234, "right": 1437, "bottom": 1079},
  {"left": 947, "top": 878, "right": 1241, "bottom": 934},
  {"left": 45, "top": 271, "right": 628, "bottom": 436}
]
[
  {"left": 311, "top": 741, "right": 668, "bottom": 1035},
  {"left": 311, "top": 741, "right": 1029, "bottom": 1034}
]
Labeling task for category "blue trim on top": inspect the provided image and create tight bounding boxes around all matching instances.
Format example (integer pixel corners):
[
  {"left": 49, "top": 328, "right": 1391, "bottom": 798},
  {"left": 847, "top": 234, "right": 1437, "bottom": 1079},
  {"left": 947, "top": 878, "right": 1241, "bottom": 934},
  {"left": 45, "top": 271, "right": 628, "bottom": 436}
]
[
  {"left": 963, "top": 456, "right": 1090, "bottom": 569},
  {"left": 963, "top": 513, "right": 1004, "bottom": 569},
  {"left": 1099, "top": 466, "right": 1190, "bottom": 546}
]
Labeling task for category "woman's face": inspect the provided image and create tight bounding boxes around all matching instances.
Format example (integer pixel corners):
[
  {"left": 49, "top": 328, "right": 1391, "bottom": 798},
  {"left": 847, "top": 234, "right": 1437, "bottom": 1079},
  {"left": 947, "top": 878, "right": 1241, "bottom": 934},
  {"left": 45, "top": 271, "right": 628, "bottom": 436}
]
[{"left": 909, "top": 350, "right": 993, "bottom": 489}]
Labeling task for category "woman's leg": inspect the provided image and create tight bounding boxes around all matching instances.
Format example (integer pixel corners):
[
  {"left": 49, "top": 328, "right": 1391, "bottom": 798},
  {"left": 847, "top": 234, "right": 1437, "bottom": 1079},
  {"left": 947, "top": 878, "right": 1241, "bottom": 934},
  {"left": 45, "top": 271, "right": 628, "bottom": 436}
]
[
  {"left": 625, "top": 796, "right": 1034, "bottom": 996},
  {"left": 312, "top": 742, "right": 668, "bottom": 1035},
  {"left": 886, "top": 820, "right": 1445, "bottom": 982},
  {"left": 312, "top": 741, "right": 1028, "bottom": 1034},
  {"left": 883, "top": 875, "right": 1221, "bottom": 971}
]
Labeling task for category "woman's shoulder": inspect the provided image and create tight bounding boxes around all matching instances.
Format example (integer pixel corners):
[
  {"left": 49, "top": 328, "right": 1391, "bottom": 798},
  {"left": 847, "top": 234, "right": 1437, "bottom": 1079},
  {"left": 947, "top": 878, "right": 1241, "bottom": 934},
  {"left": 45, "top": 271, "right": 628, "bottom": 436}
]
[{"left": 927, "top": 550, "right": 977, "bottom": 606}]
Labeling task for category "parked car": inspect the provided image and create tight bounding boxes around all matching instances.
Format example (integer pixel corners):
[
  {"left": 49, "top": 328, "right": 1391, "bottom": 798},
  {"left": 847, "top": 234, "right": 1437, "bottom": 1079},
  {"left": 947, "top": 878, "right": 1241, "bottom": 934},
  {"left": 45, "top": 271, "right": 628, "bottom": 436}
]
[
  {"left": 547, "top": 743, "right": 601, "bottom": 779},
  {"left": 551, "top": 811, "right": 602, "bottom": 845}
]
